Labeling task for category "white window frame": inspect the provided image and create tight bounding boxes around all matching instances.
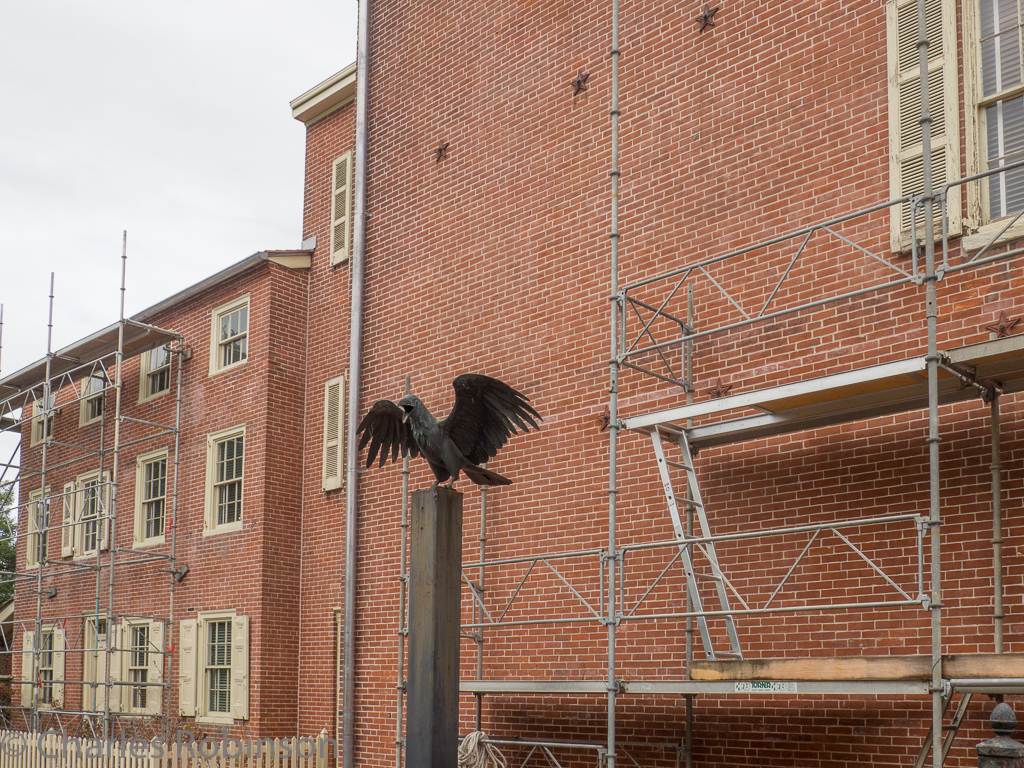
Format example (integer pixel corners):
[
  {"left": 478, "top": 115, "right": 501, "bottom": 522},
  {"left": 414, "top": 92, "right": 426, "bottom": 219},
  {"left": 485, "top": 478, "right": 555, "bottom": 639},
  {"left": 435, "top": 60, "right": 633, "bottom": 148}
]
[
  {"left": 963, "top": 0, "right": 1024, "bottom": 247},
  {"left": 139, "top": 344, "right": 173, "bottom": 402},
  {"left": 122, "top": 617, "right": 164, "bottom": 716},
  {"left": 204, "top": 425, "right": 245, "bottom": 535},
  {"left": 886, "top": 0, "right": 962, "bottom": 252},
  {"left": 178, "top": 611, "right": 248, "bottom": 723},
  {"left": 330, "top": 152, "right": 353, "bottom": 266},
  {"left": 134, "top": 448, "right": 168, "bottom": 547},
  {"left": 209, "top": 295, "right": 250, "bottom": 376},
  {"left": 21, "top": 625, "right": 65, "bottom": 710},
  {"left": 322, "top": 374, "right": 346, "bottom": 491},
  {"left": 73, "top": 469, "right": 110, "bottom": 559},
  {"left": 25, "top": 487, "right": 50, "bottom": 569},
  {"left": 29, "top": 395, "right": 54, "bottom": 448},
  {"left": 79, "top": 375, "right": 106, "bottom": 427}
]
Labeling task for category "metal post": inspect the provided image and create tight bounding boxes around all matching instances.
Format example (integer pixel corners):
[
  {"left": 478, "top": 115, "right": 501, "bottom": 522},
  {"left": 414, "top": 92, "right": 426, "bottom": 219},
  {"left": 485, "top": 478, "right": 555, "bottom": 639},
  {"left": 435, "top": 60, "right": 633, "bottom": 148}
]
[
  {"left": 406, "top": 488, "right": 463, "bottom": 768},
  {"left": 476, "top": 477, "right": 487, "bottom": 730},
  {"left": 396, "top": 375, "right": 412, "bottom": 768},
  {"left": 607, "top": 0, "right": 622, "bottom": 764},
  {"left": 684, "top": 284, "right": 694, "bottom": 768},
  {"left": 915, "top": 2, "right": 943, "bottom": 765},
  {"left": 991, "top": 394, "right": 1004, "bottom": 653}
]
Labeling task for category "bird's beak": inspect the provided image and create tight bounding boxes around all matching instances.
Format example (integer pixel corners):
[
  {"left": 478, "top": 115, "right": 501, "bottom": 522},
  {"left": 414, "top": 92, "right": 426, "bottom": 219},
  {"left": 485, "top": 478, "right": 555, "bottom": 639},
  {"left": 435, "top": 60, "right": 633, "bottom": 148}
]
[{"left": 400, "top": 404, "right": 412, "bottom": 422}]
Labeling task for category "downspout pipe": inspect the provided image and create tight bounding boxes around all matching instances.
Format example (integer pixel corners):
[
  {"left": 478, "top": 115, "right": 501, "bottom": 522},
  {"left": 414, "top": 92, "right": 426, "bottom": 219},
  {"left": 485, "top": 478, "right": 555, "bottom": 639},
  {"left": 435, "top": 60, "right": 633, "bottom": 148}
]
[{"left": 344, "top": 0, "right": 372, "bottom": 762}]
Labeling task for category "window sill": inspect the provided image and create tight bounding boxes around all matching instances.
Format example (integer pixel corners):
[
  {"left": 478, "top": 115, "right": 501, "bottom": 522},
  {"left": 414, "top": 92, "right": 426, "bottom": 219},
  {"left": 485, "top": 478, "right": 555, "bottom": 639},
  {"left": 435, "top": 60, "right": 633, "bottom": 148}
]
[
  {"left": 203, "top": 521, "right": 243, "bottom": 537},
  {"left": 209, "top": 359, "right": 248, "bottom": 378},
  {"left": 962, "top": 218, "right": 1024, "bottom": 252},
  {"left": 196, "top": 714, "right": 237, "bottom": 726},
  {"left": 132, "top": 536, "right": 166, "bottom": 549}
]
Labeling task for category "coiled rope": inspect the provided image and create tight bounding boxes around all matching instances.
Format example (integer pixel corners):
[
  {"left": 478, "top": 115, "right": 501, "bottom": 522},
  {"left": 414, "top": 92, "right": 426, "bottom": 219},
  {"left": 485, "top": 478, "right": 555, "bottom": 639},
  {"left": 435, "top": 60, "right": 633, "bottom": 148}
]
[{"left": 458, "top": 732, "right": 507, "bottom": 768}]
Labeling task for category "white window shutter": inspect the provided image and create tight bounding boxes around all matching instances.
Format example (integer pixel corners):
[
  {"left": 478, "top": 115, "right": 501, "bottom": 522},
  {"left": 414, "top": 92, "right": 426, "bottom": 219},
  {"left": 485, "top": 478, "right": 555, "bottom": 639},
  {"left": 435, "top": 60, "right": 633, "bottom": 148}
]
[
  {"left": 179, "top": 619, "right": 198, "bottom": 717},
  {"left": 322, "top": 375, "right": 346, "bottom": 491},
  {"left": 53, "top": 626, "right": 66, "bottom": 707},
  {"left": 230, "top": 615, "right": 249, "bottom": 720},
  {"left": 330, "top": 153, "right": 353, "bottom": 266},
  {"left": 21, "top": 631, "right": 34, "bottom": 708},
  {"left": 147, "top": 621, "right": 165, "bottom": 716},
  {"left": 886, "top": 0, "right": 960, "bottom": 252},
  {"left": 100, "top": 471, "right": 111, "bottom": 551},
  {"left": 108, "top": 620, "right": 123, "bottom": 713},
  {"left": 62, "top": 482, "right": 74, "bottom": 557}
]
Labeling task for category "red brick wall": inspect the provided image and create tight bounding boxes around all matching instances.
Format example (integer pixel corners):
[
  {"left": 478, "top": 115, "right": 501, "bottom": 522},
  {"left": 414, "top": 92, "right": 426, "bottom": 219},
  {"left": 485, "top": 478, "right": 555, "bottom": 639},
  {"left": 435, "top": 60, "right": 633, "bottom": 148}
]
[
  {"left": 294, "top": 0, "right": 1024, "bottom": 766},
  {"left": 15, "top": 259, "right": 309, "bottom": 736}
]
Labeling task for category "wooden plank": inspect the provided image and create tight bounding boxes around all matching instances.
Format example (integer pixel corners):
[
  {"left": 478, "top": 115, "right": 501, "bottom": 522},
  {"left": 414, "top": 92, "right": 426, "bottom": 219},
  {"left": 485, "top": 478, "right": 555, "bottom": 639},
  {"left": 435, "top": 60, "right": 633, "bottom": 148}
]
[
  {"left": 691, "top": 655, "right": 932, "bottom": 681},
  {"left": 944, "top": 653, "right": 1024, "bottom": 678},
  {"left": 691, "top": 653, "right": 1024, "bottom": 681}
]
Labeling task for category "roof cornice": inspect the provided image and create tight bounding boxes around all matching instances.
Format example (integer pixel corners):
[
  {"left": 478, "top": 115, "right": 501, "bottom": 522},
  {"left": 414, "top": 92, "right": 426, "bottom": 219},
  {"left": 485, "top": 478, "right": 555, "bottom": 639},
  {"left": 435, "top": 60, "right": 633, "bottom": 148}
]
[{"left": 290, "top": 63, "right": 357, "bottom": 126}]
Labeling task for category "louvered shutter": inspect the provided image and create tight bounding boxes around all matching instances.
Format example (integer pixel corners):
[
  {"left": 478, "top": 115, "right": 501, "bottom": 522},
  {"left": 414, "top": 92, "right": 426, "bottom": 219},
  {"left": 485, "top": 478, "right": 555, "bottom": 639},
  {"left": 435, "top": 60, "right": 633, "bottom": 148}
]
[
  {"left": 108, "top": 619, "right": 123, "bottom": 712},
  {"left": 99, "top": 471, "right": 111, "bottom": 551},
  {"left": 178, "top": 619, "right": 197, "bottom": 717},
  {"left": 230, "top": 615, "right": 249, "bottom": 720},
  {"left": 147, "top": 621, "right": 165, "bottom": 715},
  {"left": 322, "top": 375, "right": 346, "bottom": 491},
  {"left": 52, "top": 626, "right": 65, "bottom": 706},
  {"left": 330, "top": 153, "right": 353, "bottom": 266},
  {"left": 886, "top": 0, "right": 961, "bottom": 252},
  {"left": 84, "top": 618, "right": 107, "bottom": 712},
  {"left": 20, "top": 631, "right": 34, "bottom": 707},
  {"left": 62, "top": 482, "right": 74, "bottom": 557}
]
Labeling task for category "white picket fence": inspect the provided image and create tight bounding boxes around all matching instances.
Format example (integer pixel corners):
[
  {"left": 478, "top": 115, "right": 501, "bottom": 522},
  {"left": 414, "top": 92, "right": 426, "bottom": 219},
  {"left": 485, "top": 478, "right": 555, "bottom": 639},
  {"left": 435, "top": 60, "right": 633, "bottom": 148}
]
[{"left": 0, "top": 729, "right": 333, "bottom": 768}]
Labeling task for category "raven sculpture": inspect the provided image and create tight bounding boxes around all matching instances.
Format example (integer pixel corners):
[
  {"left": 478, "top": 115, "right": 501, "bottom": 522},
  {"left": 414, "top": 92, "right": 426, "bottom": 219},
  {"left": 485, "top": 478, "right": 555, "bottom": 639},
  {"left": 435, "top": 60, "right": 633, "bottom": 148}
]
[{"left": 356, "top": 374, "right": 541, "bottom": 488}]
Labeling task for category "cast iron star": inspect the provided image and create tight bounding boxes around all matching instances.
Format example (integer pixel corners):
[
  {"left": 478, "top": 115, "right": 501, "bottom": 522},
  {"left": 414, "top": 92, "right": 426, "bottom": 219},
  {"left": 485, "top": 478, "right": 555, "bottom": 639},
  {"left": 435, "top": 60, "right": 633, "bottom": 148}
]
[
  {"left": 572, "top": 70, "right": 590, "bottom": 97},
  {"left": 707, "top": 379, "right": 732, "bottom": 399},
  {"left": 985, "top": 311, "right": 1022, "bottom": 338},
  {"left": 434, "top": 141, "right": 450, "bottom": 163},
  {"left": 697, "top": 4, "right": 719, "bottom": 33}
]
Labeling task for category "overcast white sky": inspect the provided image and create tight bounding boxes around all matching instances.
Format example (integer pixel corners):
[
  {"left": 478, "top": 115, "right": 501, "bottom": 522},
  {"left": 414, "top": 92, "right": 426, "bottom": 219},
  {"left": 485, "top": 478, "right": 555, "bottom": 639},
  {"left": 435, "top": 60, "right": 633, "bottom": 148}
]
[{"left": 0, "top": 0, "right": 358, "bottom": 376}]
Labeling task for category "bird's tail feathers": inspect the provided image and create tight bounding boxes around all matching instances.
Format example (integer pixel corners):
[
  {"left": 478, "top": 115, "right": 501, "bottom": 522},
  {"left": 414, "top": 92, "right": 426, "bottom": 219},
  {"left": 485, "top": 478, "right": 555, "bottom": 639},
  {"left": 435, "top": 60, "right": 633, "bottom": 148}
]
[{"left": 462, "top": 464, "right": 513, "bottom": 486}]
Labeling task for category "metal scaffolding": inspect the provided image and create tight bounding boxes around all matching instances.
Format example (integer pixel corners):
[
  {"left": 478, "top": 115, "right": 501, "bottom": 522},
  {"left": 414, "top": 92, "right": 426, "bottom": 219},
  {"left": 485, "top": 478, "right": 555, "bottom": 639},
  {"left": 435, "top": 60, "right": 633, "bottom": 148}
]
[
  {"left": 390, "top": 2, "right": 1024, "bottom": 767},
  {"left": 0, "top": 235, "right": 183, "bottom": 738}
]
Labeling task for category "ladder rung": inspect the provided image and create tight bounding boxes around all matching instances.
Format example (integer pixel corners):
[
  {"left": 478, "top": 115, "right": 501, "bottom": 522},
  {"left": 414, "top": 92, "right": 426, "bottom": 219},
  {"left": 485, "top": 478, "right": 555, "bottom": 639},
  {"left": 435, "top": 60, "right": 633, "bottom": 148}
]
[
  {"left": 664, "top": 459, "right": 693, "bottom": 471},
  {"left": 692, "top": 572, "right": 723, "bottom": 582},
  {"left": 714, "top": 651, "right": 743, "bottom": 659}
]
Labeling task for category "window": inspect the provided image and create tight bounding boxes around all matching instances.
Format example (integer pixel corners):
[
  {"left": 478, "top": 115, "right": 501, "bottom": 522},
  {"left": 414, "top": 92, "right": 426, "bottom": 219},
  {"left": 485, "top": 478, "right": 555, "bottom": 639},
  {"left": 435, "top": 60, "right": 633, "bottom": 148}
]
[
  {"left": 140, "top": 344, "right": 172, "bottom": 401},
  {"left": 209, "top": 295, "right": 249, "bottom": 374},
  {"left": 129, "top": 623, "right": 150, "bottom": 711},
  {"left": 134, "top": 449, "right": 168, "bottom": 546},
  {"left": 29, "top": 394, "right": 54, "bottom": 447},
  {"left": 178, "top": 612, "right": 248, "bottom": 722},
  {"left": 70, "top": 470, "right": 110, "bottom": 557},
  {"left": 20, "top": 626, "right": 65, "bottom": 709},
  {"left": 330, "top": 152, "right": 353, "bottom": 266},
  {"left": 25, "top": 488, "right": 49, "bottom": 568},
  {"left": 79, "top": 375, "right": 105, "bottom": 426},
  {"left": 204, "top": 426, "right": 244, "bottom": 534},
  {"left": 83, "top": 616, "right": 164, "bottom": 715},
  {"left": 322, "top": 375, "right": 346, "bottom": 491}
]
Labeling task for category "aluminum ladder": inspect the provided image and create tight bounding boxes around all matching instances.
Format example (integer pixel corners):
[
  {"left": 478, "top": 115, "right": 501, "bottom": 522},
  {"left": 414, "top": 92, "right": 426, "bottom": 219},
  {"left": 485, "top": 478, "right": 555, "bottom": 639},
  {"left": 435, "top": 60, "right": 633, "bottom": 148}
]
[
  {"left": 913, "top": 691, "right": 973, "bottom": 768},
  {"left": 649, "top": 425, "right": 743, "bottom": 660}
]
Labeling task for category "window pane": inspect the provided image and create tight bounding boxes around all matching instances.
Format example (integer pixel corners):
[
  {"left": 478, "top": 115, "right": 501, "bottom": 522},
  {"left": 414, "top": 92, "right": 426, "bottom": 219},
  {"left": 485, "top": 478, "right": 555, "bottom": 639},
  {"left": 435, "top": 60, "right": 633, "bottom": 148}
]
[{"left": 206, "top": 620, "right": 232, "bottom": 714}]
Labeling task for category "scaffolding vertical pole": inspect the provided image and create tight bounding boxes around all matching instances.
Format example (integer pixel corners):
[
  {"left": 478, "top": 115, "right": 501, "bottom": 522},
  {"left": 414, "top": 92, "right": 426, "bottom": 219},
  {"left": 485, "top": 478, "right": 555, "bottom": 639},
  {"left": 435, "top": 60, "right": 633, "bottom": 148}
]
[
  {"left": 475, "top": 477, "right": 487, "bottom": 730},
  {"left": 607, "top": 0, "right": 622, "bottom": 765},
  {"left": 915, "top": 2, "right": 943, "bottom": 766},
  {"left": 396, "top": 375, "right": 411, "bottom": 768},
  {"left": 991, "top": 394, "right": 1004, "bottom": 653},
  {"left": 684, "top": 284, "right": 694, "bottom": 768},
  {"left": 33, "top": 273, "right": 56, "bottom": 732},
  {"left": 164, "top": 333, "right": 185, "bottom": 739}
]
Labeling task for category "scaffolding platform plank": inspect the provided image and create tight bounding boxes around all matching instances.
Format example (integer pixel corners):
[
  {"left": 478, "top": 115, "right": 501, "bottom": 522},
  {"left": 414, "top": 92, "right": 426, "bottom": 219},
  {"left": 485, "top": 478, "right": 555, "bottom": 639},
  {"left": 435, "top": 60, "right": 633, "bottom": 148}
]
[
  {"left": 691, "top": 653, "right": 1024, "bottom": 681},
  {"left": 623, "top": 335, "right": 1024, "bottom": 450}
]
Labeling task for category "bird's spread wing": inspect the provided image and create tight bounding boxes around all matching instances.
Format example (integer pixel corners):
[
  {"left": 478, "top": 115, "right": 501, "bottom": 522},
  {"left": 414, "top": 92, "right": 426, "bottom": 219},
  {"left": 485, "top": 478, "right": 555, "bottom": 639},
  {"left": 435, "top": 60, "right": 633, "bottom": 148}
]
[
  {"left": 356, "top": 400, "right": 420, "bottom": 468},
  {"left": 441, "top": 374, "right": 541, "bottom": 465}
]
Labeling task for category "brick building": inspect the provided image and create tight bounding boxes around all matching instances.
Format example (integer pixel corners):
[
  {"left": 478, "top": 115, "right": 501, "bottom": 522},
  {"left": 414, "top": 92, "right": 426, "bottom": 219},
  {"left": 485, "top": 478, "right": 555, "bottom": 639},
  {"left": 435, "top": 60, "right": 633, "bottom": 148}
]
[{"left": 5, "top": 0, "right": 1024, "bottom": 765}]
